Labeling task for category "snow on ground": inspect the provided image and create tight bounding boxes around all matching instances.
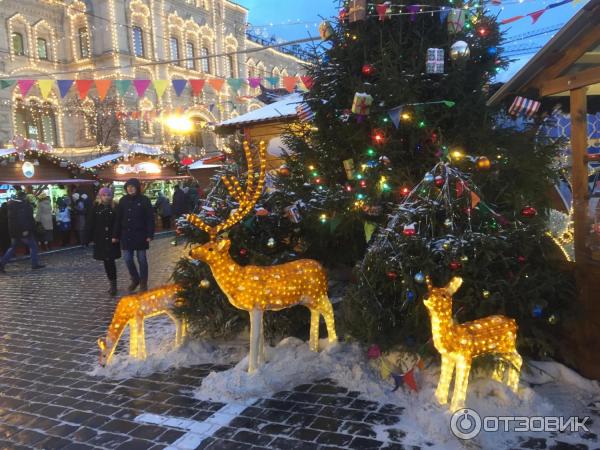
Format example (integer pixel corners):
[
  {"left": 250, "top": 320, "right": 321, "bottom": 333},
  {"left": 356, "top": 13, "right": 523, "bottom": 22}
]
[
  {"left": 89, "top": 316, "right": 246, "bottom": 380},
  {"left": 195, "top": 337, "right": 600, "bottom": 450}
]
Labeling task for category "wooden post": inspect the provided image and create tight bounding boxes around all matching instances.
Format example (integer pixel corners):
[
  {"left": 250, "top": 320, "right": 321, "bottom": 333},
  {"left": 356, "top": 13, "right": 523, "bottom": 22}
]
[{"left": 570, "top": 87, "right": 588, "bottom": 263}]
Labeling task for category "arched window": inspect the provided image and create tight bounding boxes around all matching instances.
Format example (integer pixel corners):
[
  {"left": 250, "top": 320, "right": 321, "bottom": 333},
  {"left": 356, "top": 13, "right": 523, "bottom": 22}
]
[
  {"left": 37, "top": 38, "right": 48, "bottom": 60},
  {"left": 78, "top": 26, "right": 90, "bottom": 58},
  {"left": 224, "top": 54, "right": 235, "bottom": 78},
  {"left": 12, "top": 32, "right": 25, "bottom": 55},
  {"left": 200, "top": 47, "right": 210, "bottom": 73},
  {"left": 170, "top": 37, "right": 180, "bottom": 65},
  {"left": 14, "top": 99, "right": 57, "bottom": 146},
  {"left": 186, "top": 41, "right": 195, "bottom": 70},
  {"left": 132, "top": 26, "right": 145, "bottom": 57}
]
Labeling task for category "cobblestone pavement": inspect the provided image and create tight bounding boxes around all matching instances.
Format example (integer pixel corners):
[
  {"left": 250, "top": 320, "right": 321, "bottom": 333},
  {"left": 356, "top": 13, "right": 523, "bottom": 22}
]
[{"left": 0, "top": 237, "right": 597, "bottom": 450}]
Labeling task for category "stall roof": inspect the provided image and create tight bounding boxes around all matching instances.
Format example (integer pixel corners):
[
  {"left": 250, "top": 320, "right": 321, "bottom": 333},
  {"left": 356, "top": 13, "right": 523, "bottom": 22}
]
[
  {"left": 187, "top": 161, "right": 222, "bottom": 170},
  {"left": 216, "top": 93, "right": 303, "bottom": 130},
  {"left": 488, "top": 0, "right": 600, "bottom": 105},
  {"left": 81, "top": 153, "right": 124, "bottom": 169},
  {"left": 0, "top": 148, "right": 16, "bottom": 158}
]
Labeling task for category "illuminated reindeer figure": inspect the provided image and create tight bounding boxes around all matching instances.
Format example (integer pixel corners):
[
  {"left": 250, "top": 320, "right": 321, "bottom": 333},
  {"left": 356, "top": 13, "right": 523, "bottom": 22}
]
[
  {"left": 423, "top": 277, "right": 521, "bottom": 411},
  {"left": 98, "top": 284, "right": 188, "bottom": 366},
  {"left": 188, "top": 141, "right": 337, "bottom": 373}
]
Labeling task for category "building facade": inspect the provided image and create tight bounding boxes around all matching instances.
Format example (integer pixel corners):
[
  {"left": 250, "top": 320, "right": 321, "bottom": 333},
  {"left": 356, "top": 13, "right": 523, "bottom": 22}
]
[{"left": 0, "top": 0, "right": 306, "bottom": 160}]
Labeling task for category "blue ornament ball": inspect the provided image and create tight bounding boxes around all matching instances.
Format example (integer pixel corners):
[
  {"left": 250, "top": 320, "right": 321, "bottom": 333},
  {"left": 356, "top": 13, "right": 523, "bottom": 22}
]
[
  {"left": 423, "top": 173, "right": 435, "bottom": 183},
  {"left": 406, "top": 290, "right": 416, "bottom": 301},
  {"left": 414, "top": 271, "right": 426, "bottom": 284},
  {"left": 532, "top": 305, "right": 543, "bottom": 318}
]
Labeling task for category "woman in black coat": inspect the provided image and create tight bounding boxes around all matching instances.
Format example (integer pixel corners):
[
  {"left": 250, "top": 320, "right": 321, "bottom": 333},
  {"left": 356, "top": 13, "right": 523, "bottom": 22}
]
[
  {"left": 86, "top": 187, "right": 121, "bottom": 296},
  {"left": 112, "top": 178, "right": 154, "bottom": 292}
]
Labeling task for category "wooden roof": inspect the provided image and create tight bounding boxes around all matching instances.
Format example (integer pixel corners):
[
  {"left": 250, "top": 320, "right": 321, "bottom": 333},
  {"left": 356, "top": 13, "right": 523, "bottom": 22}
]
[{"left": 488, "top": 0, "right": 600, "bottom": 104}]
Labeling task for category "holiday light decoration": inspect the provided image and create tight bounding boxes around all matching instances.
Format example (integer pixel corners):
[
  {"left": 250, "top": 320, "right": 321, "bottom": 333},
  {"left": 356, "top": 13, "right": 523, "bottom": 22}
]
[
  {"left": 424, "top": 277, "right": 521, "bottom": 411},
  {"left": 98, "top": 284, "right": 188, "bottom": 366},
  {"left": 187, "top": 141, "right": 338, "bottom": 373}
]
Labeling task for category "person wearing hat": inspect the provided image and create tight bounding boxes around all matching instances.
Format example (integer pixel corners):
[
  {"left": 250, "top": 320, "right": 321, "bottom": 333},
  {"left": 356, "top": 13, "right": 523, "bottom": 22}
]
[
  {"left": 86, "top": 188, "right": 121, "bottom": 296},
  {"left": 0, "top": 191, "right": 45, "bottom": 273},
  {"left": 112, "top": 178, "right": 154, "bottom": 292},
  {"left": 36, "top": 193, "right": 53, "bottom": 251}
]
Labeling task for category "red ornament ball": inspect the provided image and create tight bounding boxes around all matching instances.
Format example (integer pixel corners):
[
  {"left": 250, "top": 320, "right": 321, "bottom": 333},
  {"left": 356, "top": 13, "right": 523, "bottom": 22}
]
[
  {"left": 362, "top": 64, "right": 375, "bottom": 76},
  {"left": 517, "top": 255, "right": 527, "bottom": 264},
  {"left": 278, "top": 165, "right": 291, "bottom": 177},
  {"left": 449, "top": 260, "right": 462, "bottom": 270},
  {"left": 521, "top": 206, "right": 537, "bottom": 218},
  {"left": 239, "top": 248, "right": 248, "bottom": 256},
  {"left": 387, "top": 271, "right": 398, "bottom": 281},
  {"left": 434, "top": 176, "right": 445, "bottom": 187}
]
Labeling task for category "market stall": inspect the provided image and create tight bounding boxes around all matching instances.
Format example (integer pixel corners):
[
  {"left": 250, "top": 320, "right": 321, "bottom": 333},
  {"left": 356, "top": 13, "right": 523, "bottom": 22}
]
[
  {"left": 187, "top": 153, "right": 225, "bottom": 190},
  {"left": 80, "top": 141, "right": 190, "bottom": 204}
]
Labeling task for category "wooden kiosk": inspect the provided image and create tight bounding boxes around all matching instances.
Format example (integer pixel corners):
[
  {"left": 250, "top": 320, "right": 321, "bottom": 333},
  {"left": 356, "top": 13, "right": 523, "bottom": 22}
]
[{"left": 488, "top": 0, "right": 600, "bottom": 378}]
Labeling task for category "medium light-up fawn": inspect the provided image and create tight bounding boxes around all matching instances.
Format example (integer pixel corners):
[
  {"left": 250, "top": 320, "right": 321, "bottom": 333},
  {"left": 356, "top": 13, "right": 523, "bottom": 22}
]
[
  {"left": 423, "top": 277, "right": 521, "bottom": 411},
  {"left": 187, "top": 141, "right": 337, "bottom": 373},
  {"left": 98, "top": 284, "right": 188, "bottom": 366}
]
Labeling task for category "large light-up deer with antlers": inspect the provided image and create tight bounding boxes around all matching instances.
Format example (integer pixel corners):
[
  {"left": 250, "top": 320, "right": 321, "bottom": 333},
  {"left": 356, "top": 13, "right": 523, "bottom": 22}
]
[
  {"left": 98, "top": 284, "right": 187, "bottom": 366},
  {"left": 423, "top": 277, "right": 521, "bottom": 411},
  {"left": 188, "top": 141, "right": 337, "bottom": 373}
]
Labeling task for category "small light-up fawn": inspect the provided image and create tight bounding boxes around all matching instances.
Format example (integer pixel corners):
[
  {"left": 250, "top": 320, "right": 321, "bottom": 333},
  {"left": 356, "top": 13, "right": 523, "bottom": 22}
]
[
  {"left": 188, "top": 141, "right": 337, "bottom": 373},
  {"left": 98, "top": 284, "right": 188, "bottom": 366},
  {"left": 423, "top": 277, "right": 521, "bottom": 411}
]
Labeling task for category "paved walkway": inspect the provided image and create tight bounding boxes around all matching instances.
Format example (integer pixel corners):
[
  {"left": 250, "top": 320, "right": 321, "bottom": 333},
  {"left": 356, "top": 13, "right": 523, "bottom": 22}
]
[{"left": 0, "top": 237, "right": 596, "bottom": 450}]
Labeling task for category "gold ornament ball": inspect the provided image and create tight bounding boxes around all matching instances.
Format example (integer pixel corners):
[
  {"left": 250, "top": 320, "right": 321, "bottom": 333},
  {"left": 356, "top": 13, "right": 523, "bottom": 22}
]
[
  {"left": 548, "top": 314, "right": 558, "bottom": 325},
  {"left": 200, "top": 279, "right": 211, "bottom": 289},
  {"left": 476, "top": 156, "right": 491, "bottom": 171},
  {"left": 267, "top": 237, "right": 276, "bottom": 248},
  {"left": 443, "top": 242, "right": 451, "bottom": 250},
  {"left": 482, "top": 290, "right": 490, "bottom": 299}
]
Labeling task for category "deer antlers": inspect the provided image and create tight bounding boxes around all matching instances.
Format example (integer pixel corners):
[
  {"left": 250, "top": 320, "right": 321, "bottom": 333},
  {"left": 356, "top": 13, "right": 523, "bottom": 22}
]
[{"left": 187, "top": 141, "right": 267, "bottom": 240}]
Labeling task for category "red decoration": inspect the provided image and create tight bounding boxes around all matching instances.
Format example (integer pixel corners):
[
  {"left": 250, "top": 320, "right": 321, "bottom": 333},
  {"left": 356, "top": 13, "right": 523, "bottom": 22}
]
[
  {"left": 520, "top": 206, "right": 537, "bottom": 218},
  {"left": 367, "top": 344, "right": 381, "bottom": 359},
  {"left": 449, "top": 260, "right": 462, "bottom": 270},
  {"left": 362, "top": 64, "right": 376, "bottom": 76},
  {"left": 456, "top": 180, "right": 465, "bottom": 197},
  {"left": 400, "top": 187, "right": 411, "bottom": 196},
  {"left": 403, "top": 223, "right": 416, "bottom": 236},
  {"left": 387, "top": 271, "right": 398, "bottom": 281},
  {"left": 278, "top": 165, "right": 291, "bottom": 177},
  {"left": 371, "top": 129, "right": 386, "bottom": 145},
  {"left": 517, "top": 255, "right": 527, "bottom": 264},
  {"left": 239, "top": 248, "right": 248, "bottom": 256},
  {"left": 434, "top": 176, "right": 445, "bottom": 187}
]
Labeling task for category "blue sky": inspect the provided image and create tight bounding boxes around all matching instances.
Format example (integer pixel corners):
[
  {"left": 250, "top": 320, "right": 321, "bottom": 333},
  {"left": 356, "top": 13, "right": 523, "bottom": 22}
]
[{"left": 235, "top": 0, "right": 589, "bottom": 81}]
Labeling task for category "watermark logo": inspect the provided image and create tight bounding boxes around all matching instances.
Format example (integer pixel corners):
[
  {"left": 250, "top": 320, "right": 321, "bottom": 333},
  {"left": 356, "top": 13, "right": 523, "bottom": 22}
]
[{"left": 450, "top": 408, "right": 590, "bottom": 440}]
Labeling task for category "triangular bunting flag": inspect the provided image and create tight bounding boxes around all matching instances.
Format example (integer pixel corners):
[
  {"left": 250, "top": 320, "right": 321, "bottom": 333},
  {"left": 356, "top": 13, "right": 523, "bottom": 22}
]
[
  {"left": 37, "top": 80, "right": 55, "bottom": 99},
  {"left": 57, "top": 80, "right": 74, "bottom": 98},
  {"left": 133, "top": 79, "right": 151, "bottom": 97},
  {"left": 265, "top": 76, "right": 279, "bottom": 87},
  {"left": 152, "top": 80, "right": 169, "bottom": 98},
  {"left": 17, "top": 80, "right": 35, "bottom": 97},
  {"left": 300, "top": 76, "right": 314, "bottom": 90},
  {"left": 95, "top": 80, "right": 112, "bottom": 101},
  {"left": 403, "top": 369, "right": 418, "bottom": 392},
  {"left": 75, "top": 80, "right": 94, "bottom": 100},
  {"left": 471, "top": 191, "right": 481, "bottom": 208},
  {"left": 115, "top": 80, "right": 132, "bottom": 97},
  {"left": 501, "top": 15, "right": 524, "bottom": 24},
  {"left": 388, "top": 106, "right": 402, "bottom": 129},
  {"left": 227, "top": 78, "right": 244, "bottom": 93},
  {"left": 189, "top": 79, "right": 205, "bottom": 96},
  {"left": 283, "top": 76, "right": 297, "bottom": 93},
  {"left": 248, "top": 77, "right": 261, "bottom": 89},
  {"left": 528, "top": 9, "right": 546, "bottom": 24},
  {"left": 172, "top": 79, "right": 187, "bottom": 96},
  {"left": 0, "top": 80, "right": 16, "bottom": 90},
  {"left": 208, "top": 78, "right": 225, "bottom": 92}
]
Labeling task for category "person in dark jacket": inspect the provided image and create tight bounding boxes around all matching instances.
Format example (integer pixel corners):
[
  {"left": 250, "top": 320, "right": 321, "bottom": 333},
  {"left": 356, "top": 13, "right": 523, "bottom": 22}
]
[
  {"left": 0, "top": 202, "right": 10, "bottom": 254},
  {"left": 86, "top": 188, "right": 121, "bottom": 296},
  {"left": 154, "top": 192, "right": 172, "bottom": 230},
  {"left": 172, "top": 185, "right": 188, "bottom": 218},
  {"left": 0, "top": 191, "right": 45, "bottom": 272},
  {"left": 113, "top": 178, "right": 154, "bottom": 292}
]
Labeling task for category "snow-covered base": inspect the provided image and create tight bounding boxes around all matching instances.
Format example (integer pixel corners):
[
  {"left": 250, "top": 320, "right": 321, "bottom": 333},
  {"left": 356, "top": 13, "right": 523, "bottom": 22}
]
[
  {"left": 89, "top": 316, "right": 246, "bottom": 380},
  {"left": 195, "top": 338, "right": 600, "bottom": 450}
]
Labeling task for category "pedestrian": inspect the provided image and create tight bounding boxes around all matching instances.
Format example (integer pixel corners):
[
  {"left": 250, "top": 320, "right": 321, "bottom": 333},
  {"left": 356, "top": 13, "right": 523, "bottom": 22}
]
[
  {"left": 0, "top": 191, "right": 45, "bottom": 273},
  {"left": 0, "top": 201, "right": 10, "bottom": 254},
  {"left": 35, "top": 193, "right": 54, "bottom": 251},
  {"left": 56, "top": 197, "right": 72, "bottom": 247},
  {"left": 72, "top": 193, "right": 89, "bottom": 246},
  {"left": 113, "top": 178, "right": 154, "bottom": 292},
  {"left": 86, "top": 187, "right": 121, "bottom": 296},
  {"left": 154, "top": 191, "right": 173, "bottom": 230},
  {"left": 172, "top": 185, "right": 188, "bottom": 218}
]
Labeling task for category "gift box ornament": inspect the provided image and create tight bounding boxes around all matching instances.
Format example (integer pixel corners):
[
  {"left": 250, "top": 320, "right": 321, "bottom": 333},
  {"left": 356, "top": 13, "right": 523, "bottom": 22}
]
[
  {"left": 447, "top": 9, "right": 467, "bottom": 34},
  {"left": 426, "top": 48, "right": 445, "bottom": 74},
  {"left": 343, "top": 158, "right": 355, "bottom": 180},
  {"left": 319, "top": 21, "right": 334, "bottom": 40},
  {"left": 352, "top": 92, "right": 373, "bottom": 122},
  {"left": 348, "top": 0, "right": 367, "bottom": 22},
  {"left": 285, "top": 205, "right": 302, "bottom": 223}
]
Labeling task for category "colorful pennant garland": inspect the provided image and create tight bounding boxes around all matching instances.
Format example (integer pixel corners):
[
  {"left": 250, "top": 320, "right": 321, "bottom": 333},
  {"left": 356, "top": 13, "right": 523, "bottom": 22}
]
[{"left": 500, "top": 0, "right": 576, "bottom": 24}]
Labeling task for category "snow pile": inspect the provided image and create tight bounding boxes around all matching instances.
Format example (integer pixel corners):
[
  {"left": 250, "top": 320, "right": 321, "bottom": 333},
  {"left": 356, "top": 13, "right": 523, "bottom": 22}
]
[
  {"left": 89, "top": 316, "right": 246, "bottom": 380},
  {"left": 195, "top": 338, "right": 600, "bottom": 450}
]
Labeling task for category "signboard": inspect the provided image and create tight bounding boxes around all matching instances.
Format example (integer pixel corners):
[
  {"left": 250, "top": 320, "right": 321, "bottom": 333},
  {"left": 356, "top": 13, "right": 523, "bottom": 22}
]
[{"left": 115, "top": 162, "right": 162, "bottom": 175}]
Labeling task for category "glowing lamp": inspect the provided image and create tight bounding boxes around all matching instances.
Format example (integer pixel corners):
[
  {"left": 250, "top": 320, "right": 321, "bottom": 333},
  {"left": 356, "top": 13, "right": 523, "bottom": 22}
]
[
  {"left": 476, "top": 156, "right": 491, "bottom": 171},
  {"left": 98, "top": 284, "right": 188, "bottom": 366},
  {"left": 434, "top": 176, "right": 445, "bottom": 187},
  {"left": 423, "top": 277, "right": 521, "bottom": 411},
  {"left": 165, "top": 115, "right": 194, "bottom": 134}
]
